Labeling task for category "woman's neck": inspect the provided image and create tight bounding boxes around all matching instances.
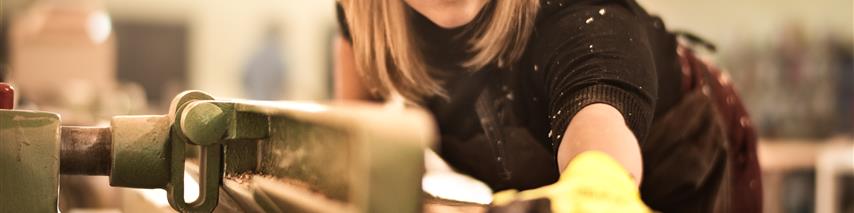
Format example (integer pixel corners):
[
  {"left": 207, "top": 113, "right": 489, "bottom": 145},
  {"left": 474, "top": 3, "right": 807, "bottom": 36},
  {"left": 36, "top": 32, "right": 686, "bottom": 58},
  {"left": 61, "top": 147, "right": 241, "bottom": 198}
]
[{"left": 404, "top": 0, "right": 488, "bottom": 29}]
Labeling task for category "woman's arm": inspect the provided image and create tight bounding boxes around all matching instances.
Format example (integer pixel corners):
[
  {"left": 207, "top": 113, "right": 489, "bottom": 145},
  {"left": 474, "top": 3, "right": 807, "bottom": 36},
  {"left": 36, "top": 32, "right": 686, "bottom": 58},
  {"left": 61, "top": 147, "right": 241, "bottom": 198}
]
[
  {"left": 533, "top": 4, "right": 655, "bottom": 188},
  {"left": 333, "top": 35, "right": 372, "bottom": 100},
  {"left": 556, "top": 103, "right": 643, "bottom": 186},
  {"left": 491, "top": 103, "right": 650, "bottom": 212}
]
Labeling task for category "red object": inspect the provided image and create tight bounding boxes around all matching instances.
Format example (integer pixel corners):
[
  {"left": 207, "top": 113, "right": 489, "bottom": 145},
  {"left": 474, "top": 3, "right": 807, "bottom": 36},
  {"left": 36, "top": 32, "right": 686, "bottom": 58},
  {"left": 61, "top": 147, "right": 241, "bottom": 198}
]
[{"left": 0, "top": 83, "right": 14, "bottom": 109}]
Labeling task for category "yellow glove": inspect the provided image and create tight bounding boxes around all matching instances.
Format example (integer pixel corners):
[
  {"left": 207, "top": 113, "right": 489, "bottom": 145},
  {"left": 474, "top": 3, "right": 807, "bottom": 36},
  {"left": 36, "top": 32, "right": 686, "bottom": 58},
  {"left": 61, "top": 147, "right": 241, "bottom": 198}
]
[{"left": 491, "top": 151, "right": 652, "bottom": 213}]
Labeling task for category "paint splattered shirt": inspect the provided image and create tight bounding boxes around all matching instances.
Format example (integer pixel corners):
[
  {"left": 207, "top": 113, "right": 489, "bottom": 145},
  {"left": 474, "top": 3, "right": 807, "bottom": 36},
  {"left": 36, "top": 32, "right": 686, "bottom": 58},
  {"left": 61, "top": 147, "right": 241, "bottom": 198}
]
[{"left": 337, "top": 0, "right": 684, "bottom": 191}]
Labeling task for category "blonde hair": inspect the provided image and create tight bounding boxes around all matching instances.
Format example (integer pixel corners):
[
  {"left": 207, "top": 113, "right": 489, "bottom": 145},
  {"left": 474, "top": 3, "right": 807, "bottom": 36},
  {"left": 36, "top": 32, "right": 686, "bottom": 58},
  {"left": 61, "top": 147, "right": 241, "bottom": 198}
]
[{"left": 340, "top": 0, "right": 540, "bottom": 102}]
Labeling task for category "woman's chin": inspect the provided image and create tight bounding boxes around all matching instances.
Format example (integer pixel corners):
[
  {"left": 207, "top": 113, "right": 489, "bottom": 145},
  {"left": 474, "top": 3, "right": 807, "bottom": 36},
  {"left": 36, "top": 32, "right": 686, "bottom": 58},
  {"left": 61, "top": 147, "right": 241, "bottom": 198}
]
[{"left": 425, "top": 15, "right": 475, "bottom": 29}]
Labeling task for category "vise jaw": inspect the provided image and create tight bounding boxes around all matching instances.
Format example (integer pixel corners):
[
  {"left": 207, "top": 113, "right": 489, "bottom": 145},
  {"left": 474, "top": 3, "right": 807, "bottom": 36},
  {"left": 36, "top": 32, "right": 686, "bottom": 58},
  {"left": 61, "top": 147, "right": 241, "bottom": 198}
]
[{"left": 1, "top": 85, "right": 435, "bottom": 213}]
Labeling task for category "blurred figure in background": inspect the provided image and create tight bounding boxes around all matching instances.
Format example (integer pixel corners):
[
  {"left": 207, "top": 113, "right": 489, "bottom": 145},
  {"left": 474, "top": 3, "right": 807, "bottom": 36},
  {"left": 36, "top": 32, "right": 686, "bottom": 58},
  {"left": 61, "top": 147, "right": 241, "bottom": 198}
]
[{"left": 243, "top": 24, "right": 286, "bottom": 100}]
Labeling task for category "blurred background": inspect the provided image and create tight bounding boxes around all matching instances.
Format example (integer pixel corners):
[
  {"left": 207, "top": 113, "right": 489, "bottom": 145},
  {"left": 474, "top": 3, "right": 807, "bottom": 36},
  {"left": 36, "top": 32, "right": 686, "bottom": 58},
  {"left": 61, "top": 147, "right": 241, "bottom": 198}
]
[{"left": 0, "top": 0, "right": 851, "bottom": 212}]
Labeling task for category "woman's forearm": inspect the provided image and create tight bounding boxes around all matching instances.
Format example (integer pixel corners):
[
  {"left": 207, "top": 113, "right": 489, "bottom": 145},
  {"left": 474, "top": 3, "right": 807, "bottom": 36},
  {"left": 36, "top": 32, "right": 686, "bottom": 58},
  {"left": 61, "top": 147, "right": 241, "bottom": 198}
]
[{"left": 556, "top": 103, "right": 644, "bottom": 186}]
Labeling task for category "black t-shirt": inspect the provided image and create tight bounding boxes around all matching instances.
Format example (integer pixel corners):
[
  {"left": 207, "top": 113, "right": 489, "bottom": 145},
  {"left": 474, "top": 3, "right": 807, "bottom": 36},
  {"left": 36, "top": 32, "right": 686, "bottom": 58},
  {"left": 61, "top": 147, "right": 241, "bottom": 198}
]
[{"left": 337, "top": 0, "right": 684, "bottom": 191}]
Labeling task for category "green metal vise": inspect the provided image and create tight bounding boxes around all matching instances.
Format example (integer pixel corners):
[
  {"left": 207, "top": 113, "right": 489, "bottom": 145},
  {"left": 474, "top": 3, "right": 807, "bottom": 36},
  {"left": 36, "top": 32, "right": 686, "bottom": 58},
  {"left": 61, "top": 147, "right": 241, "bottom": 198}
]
[
  {"left": 0, "top": 84, "right": 61, "bottom": 213},
  {"left": 1, "top": 84, "right": 435, "bottom": 213}
]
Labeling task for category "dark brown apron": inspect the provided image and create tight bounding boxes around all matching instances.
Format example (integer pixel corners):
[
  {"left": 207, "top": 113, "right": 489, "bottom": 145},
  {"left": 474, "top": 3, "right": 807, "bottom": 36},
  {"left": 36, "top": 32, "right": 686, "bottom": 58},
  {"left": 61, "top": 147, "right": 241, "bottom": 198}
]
[{"left": 640, "top": 45, "right": 762, "bottom": 213}]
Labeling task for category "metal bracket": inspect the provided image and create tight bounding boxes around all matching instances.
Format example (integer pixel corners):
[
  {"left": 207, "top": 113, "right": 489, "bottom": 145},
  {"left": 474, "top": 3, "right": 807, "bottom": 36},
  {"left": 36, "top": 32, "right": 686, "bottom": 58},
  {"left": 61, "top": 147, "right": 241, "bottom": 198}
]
[{"left": 165, "top": 91, "right": 223, "bottom": 213}]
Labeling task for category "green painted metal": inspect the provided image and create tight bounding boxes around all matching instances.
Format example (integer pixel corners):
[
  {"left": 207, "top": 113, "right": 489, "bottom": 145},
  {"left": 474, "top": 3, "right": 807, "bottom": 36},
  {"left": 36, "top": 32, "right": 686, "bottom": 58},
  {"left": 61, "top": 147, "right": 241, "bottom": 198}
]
[
  {"left": 2, "top": 89, "right": 435, "bottom": 213},
  {"left": 109, "top": 115, "right": 171, "bottom": 188},
  {"left": 0, "top": 109, "right": 61, "bottom": 213},
  {"left": 168, "top": 99, "right": 435, "bottom": 212},
  {"left": 106, "top": 91, "right": 270, "bottom": 212},
  {"left": 166, "top": 90, "right": 222, "bottom": 213},
  {"left": 223, "top": 140, "right": 258, "bottom": 174},
  {"left": 230, "top": 101, "right": 435, "bottom": 213},
  {"left": 181, "top": 100, "right": 268, "bottom": 174},
  {"left": 180, "top": 101, "right": 230, "bottom": 146},
  {"left": 226, "top": 110, "right": 269, "bottom": 140},
  {"left": 182, "top": 101, "right": 269, "bottom": 143},
  {"left": 259, "top": 116, "right": 353, "bottom": 201}
]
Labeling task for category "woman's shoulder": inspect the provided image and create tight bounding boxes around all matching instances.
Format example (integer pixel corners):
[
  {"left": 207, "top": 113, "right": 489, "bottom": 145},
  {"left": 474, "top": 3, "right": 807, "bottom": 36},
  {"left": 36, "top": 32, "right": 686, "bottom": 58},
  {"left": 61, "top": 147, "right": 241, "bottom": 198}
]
[
  {"left": 536, "top": 0, "right": 651, "bottom": 27},
  {"left": 539, "top": 0, "right": 646, "bottom": 15},
  {"left": 527, "top": 0, "right": 661, "bottom": 59}
]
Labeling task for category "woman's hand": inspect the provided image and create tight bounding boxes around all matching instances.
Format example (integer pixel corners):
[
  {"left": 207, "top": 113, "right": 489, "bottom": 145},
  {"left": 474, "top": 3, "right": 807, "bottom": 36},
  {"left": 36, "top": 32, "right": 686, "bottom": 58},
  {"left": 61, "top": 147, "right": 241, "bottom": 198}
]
[{"left": 491, "top": 151, "right": 651, "bottom": 213}]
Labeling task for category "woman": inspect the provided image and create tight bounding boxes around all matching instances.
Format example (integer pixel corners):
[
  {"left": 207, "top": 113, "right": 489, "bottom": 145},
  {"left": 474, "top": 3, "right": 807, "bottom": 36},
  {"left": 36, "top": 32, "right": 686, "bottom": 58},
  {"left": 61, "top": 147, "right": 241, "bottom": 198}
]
[{"left": 334, "top": 0, "right": 761, "bottom": 212}]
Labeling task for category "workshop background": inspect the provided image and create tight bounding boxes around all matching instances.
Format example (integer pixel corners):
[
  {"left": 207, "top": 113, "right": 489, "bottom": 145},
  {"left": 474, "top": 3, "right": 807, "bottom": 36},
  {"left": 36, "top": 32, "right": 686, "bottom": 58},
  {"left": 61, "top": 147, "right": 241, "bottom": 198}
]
[{"left": 1, "top": 0, "right": 852, "bottom": 212}]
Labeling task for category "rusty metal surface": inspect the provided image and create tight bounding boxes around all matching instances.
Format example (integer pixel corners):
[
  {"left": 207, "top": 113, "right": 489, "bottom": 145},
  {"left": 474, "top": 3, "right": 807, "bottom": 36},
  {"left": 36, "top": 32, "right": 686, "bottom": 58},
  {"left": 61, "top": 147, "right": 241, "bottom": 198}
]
[
  {"left": 60, "top": 126, "right": 112, "bottom": 175},
  {"left": 0, "top": 109, "right": 61, "bottom": 213}
]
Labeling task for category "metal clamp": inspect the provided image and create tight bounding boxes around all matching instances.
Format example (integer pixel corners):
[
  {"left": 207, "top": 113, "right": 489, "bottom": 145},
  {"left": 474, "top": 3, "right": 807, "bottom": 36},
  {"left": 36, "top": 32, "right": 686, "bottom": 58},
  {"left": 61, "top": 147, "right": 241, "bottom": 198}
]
[
  {"left": 165, "top": 91, "right": 223, "bottom": 212},
  {"left": 108, "top": 90, "right": 262, "bottom": 212}
]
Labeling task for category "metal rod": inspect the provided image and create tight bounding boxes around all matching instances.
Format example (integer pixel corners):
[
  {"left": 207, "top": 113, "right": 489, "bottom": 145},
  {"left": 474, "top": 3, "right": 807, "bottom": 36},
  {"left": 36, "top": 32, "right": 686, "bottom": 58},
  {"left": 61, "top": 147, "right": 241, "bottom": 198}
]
[{"left": 60, "top": 126, "right": 112, "bottom": 176}]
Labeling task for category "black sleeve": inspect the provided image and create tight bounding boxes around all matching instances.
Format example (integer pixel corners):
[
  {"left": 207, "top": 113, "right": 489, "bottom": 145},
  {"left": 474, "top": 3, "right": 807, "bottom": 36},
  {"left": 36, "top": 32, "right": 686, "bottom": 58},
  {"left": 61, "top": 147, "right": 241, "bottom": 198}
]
[
  {"left": 335, "top": 3, "right": 353, "bottom": 43},
  {"left": 533, "top": 2, "right": 658, "bottom": 149}
]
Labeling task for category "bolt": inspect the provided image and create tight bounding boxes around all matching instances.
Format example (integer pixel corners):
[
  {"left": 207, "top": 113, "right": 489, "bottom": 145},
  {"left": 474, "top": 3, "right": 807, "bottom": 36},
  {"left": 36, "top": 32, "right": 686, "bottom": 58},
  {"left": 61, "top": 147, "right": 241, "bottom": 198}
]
[
  {"left": 0, "top": 83, "right": 13, "bottom": 109},
  {"left": 180, "top": 101, "right": 229, "bottom": 146}
]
